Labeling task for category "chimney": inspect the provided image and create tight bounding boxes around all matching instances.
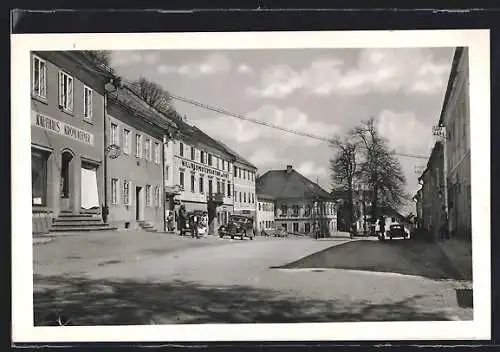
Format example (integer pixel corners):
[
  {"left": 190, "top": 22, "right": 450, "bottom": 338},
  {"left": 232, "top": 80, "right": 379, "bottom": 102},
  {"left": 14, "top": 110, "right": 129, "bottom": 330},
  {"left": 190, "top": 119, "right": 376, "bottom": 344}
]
[{"left": 286, "top": 165, "right": 293, "bottom": 173}]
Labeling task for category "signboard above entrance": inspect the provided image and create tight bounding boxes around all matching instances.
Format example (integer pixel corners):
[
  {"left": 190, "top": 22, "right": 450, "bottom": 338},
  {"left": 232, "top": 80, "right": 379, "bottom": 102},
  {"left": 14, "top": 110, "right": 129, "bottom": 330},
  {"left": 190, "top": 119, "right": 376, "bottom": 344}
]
[
  {"left": 31, "top": 111, "right": 94, "bottom": 146},
  {"left": 181, "top": 160, "right": 229, "bottom": 179}
]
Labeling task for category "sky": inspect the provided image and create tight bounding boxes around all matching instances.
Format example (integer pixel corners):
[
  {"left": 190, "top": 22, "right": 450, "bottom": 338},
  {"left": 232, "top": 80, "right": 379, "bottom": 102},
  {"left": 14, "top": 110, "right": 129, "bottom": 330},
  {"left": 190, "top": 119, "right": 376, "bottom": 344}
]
[{"left": 110, "top": 47, "right": 455, "bottom": 215}]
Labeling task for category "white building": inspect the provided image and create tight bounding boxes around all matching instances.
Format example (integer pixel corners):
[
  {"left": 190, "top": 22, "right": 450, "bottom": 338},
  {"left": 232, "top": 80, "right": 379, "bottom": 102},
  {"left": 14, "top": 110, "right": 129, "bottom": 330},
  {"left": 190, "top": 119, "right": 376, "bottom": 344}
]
[
  {"left": 256, "top": 193, "right": 275, "bottom": 233},
  {"left": 232, "top": 157, "right": 258, "bottom": 218}
]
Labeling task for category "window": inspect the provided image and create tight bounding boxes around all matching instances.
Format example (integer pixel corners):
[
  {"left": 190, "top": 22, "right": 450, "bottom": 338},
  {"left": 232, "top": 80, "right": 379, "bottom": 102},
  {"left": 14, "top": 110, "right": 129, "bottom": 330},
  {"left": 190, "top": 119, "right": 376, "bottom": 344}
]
[
  {"left": 179, "top": 171, "right": 185, "bottom": 189},
  {"left": 179, "top": 142, "right": 184, "bottom": 157},
  {"left": 83, "top": 86, "right": 93, "bottom": 119},
  {"left": 58, "top": 71, "right": 73, "bottom": 111},
  {"left": 208, "top": 154, "right": 213, "bottom": 166},
  {"left": 222, "top": 181, "right": 226, "bottom": 196},
  {"left": 216, "top": 157, "right": 220, "bottom": 169},
  {"left": 191, "top": 174, "right": 195, "bottom": 192},
  {"left": 111, "top": 178, "right": 119, "bottom": 205},
  {"left": 200, "top": 151, "right": 205, "bottom": 164},
  {"left": 146, "top": 185, "right": 152, "bottom": 206},
  {"left": 293, "top": 223, "right": 299, "bottom": 232},
  {"left": 123, "top": 129, "right": 131, "bottom": 154},
  {"left": 227, "top": 183, "right": 231, "bottom": 197},
  {"left": 305, "top": 223, "right": 311, "bottom": 233},
  {"left": 239, "top": 192, "right": 242, "bottom": 203},
  {"left": 110, "top": 123, "right": 119, "bottom": 145},
  {"left": 280, "top": 204, "right": 288, "bottom": 217},
  {"left": 154, "top": 142, "right": 160, "bottom": 164},
  {"left": 32, "top": 149, "right": 48, "bottom": 206},
  {"left": 208, "top": 179, "right": 213, "bottom": 195},
  {"left": 135, "top": 134, "right": 142, "bottom": 158},
  {"left": 199, "top": 176, "right": 204, "bottom": 193},
  {"left": 292, "top": 205, "right": 299, "bottom": 217},
  {"left": 238, "top": 168, "right": 242, "bottom": 178},
  {"left": 155, "top": 186, "right": 161, "bottom": 207},
  {"left": 234, "top": 166, "right": 237, "bottom": 177},
  {"left": 304, "top": 205, "right": 311, "bottom": 217},
  {"left": 222, "top": 160, "right": 225, "bottom": 171},
  {"left": 123, "top": 180, "right": 130, "bottom": 205},
  {"left": 258, "top": 203, "right": 261, "bottom": 211},
  {"left": 191, "top": 146, "right": 195, "bottom": 160},
  {"left": 32, "top": 56, "right": 46, "bottom": 99},
  {"left": 145, "top": 138, "right": 151, "bottom": 161},
  {"left": 252, "top": 193, "right": 255, "bottom": 204},
  {"left": 243, "top": 193, "right": 247, "bottom": 203},
  {"left": 243, "top": 170, "right": 246, "bottom": 180},
  {"left": 217, "top": 180, "right": 221, "bottom": 193}
]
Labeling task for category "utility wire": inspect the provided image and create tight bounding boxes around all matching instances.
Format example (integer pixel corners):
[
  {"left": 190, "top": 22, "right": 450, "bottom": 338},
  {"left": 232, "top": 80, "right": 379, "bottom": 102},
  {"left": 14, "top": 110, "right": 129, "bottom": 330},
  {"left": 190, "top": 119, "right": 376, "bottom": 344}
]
[{"left": 76, "top": 58, "right": 430, "bottom": 160}]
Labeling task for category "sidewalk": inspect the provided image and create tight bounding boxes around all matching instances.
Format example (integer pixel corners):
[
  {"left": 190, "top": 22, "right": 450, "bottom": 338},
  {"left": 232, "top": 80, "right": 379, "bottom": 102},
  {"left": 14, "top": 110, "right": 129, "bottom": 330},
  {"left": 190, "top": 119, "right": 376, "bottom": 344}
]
[{"left": 437, "top": 238, "right": 472, "bottom": 282}]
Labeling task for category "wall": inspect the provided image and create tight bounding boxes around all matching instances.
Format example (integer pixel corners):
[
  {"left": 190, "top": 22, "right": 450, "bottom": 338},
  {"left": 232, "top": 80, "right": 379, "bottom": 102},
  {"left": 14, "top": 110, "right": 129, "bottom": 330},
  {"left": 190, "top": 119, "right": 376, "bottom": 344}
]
[
  {"left": 31, "top": 51, "right": 105, "bottom": 225},
  {"left": 233, "top": 162, "right": 257, "bottom": 215},
  {"left": 256, "top": 199, "right": 275, "bottom": 231},
  {"left": 105, "top": 102, "right": 164, "bottom": 231}
]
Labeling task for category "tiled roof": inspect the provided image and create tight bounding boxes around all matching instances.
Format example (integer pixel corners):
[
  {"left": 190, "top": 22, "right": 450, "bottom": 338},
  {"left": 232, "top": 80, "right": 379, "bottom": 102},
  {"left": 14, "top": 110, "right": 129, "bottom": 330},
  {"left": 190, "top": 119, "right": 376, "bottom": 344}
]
[
  {"left": 108, "top": 86, "right": 178, "bottom": 131},
  {"left": 256, "top": 168, "right": 333, "bottom": 200}
]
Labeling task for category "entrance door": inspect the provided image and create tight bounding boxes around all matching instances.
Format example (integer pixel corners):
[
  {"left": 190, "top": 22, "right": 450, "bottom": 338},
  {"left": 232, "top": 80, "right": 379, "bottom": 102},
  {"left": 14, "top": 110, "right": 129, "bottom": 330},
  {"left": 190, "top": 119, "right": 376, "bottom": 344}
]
[
  {"left": 136, "top": 186, "right": 143, "bottom": 221},
  {"left": 60, "top": 151, "right": 73, "bottom": 211}
]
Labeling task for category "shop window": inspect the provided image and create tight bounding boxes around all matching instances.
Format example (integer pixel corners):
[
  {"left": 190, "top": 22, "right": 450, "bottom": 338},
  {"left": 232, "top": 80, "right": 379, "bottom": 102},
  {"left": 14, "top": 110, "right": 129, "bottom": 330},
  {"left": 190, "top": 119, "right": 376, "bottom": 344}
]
[
  {"left": 58, "top": 71, "right": 73, "bottom": 112},
  {"left": 32, "top": 149, "right": 48, "bottom": 206},
  {"left": 293, "top": 223, "right": 299, "bottom": 232},
  {"left": 32, "top": 56, "right": 47, "bottom": 99},
  {"left": 304, "top": 223, "right": 311, "bottom": 233}
]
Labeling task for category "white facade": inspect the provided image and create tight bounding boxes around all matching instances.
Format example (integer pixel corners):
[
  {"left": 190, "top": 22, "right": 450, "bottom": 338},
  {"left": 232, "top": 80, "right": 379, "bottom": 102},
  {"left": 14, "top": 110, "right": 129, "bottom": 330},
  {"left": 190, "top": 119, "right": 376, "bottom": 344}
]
[
  {"left": 256, "top": 197, "right": 275, "bottom": 232},
  {"left": 232, "top": 161, "right": 257, "bottom": 216}
]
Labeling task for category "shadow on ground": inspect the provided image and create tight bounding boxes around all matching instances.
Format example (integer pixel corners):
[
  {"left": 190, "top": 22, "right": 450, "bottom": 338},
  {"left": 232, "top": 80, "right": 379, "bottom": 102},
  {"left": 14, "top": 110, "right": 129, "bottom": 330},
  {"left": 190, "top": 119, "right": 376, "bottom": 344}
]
[
  {"left": 274, "top": 240, "right": 468, "bottom": 281},
  {"left": 34, "top": 274, "right": 451, "bottom": 326}
]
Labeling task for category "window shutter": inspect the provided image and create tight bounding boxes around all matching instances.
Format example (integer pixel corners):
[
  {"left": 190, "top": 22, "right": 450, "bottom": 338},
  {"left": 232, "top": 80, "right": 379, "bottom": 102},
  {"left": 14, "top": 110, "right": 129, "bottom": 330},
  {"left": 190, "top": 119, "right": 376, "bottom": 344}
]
[
  {"left": 58, "top": 71, "right": 64, "bottom": 106},
  {"left": 129, "top": 181, "right": 133, "bottom": 205},
  {"left": 40, "top": 61, "right": 46, "bottom": 97},
  {"left": 116, "top": 179, "right": 121, "bottom": 205},
  {"left": 67, "top": 77, "right": 73, "bottom": 110}
]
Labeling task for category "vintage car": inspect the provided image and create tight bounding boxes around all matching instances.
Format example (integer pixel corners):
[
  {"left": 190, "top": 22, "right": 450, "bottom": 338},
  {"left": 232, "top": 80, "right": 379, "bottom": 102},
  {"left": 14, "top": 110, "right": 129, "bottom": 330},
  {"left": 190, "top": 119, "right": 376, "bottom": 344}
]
[
  {"left": 218, "top": 214, "right": 255, "bottom": 240},
  {"left": 376, "top": 217, "right": 410, "bottom": 240},
  {"left": 182, "top": 210, "right": 207, "bottom": 237}
]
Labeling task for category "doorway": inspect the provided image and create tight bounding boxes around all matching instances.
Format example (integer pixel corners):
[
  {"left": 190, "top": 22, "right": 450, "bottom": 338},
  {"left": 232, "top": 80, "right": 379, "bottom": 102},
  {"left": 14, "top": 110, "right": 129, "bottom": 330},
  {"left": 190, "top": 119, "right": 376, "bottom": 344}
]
[
  {"left": 136, "top": 186, "right": 143, "bottom": 221},
  {"left": 60, "top": 151, "right": 73, "bottom": 211}
]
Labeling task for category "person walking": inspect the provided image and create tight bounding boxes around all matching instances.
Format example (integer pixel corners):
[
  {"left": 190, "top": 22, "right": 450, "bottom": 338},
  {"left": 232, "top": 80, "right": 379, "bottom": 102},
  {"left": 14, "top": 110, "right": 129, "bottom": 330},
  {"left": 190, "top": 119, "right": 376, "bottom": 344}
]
[{"left": 178, "top": 204, "right": 187, "bottom": 236}]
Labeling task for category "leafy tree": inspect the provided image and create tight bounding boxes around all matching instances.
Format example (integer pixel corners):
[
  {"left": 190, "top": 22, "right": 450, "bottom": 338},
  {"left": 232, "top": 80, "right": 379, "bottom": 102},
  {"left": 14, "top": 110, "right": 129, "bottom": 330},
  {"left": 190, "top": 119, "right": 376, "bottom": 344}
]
[
  {"left": 329, "top": 135, "right": 358, "bottom": 230},
  {"left": 350, "top": 117, "right": 407, "bottom": 219}
]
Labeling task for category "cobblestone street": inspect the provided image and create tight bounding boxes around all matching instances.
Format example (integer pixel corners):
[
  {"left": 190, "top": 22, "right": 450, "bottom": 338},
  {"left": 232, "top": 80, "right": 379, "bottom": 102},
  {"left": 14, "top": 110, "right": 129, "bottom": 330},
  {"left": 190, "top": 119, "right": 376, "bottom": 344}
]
[{"left": 33, "top": 231, "right": 472, "bottom": 325}]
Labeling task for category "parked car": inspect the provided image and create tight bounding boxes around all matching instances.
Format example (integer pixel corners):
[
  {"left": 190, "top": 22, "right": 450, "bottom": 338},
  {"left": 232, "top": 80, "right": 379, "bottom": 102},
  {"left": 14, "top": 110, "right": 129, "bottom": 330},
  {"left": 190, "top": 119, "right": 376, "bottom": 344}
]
[
  {"left": 218, "top": 214, "right": 255, "bottom": 240},
  {"left": 182, "top": 210, "right": 206, "bottom": 237},
  {"left": 376, "top": 217, "right": 410, "bottom": 240}
]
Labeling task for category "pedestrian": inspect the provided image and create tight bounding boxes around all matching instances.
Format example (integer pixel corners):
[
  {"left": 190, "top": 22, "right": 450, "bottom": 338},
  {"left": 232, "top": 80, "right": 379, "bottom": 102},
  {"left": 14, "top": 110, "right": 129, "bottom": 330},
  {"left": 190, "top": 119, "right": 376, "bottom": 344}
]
[
  {"left": 167, "top": 211, "right": 174, "bottom": 231},
  {"left": 379, "top": 217, "right": 386, "bottom": 240},
  {"left": 191, "top": 214, "right": 200, "bottom": 239},
  {"left": 178, "top": 204, "right": 187, "bottom": 236}
]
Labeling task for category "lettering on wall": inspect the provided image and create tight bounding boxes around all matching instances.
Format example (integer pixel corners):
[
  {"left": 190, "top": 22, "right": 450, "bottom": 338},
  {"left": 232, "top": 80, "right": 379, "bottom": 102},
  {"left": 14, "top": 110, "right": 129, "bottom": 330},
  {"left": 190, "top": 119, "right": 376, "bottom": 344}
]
[
  {"left": 31, "top": 111, "right": 94, "bottom": 146},
  {"left": 181, "top": 160, "right": 229, "bottom": 179}
]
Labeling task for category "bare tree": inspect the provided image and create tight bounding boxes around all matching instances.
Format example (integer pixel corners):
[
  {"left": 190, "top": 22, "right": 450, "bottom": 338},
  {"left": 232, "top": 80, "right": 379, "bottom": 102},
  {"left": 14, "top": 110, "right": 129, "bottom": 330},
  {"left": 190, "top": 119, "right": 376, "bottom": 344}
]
[
  {"left": 130, "top": 77, "right": 183, "bottom": 121},
  {"left": 329, "top": 135, "right": 358, "bottom": 231},
  {"left": 350, "top": 117, "right": 407, "bottom": 220},
  {"left": 82, "top": 50, "right": 114, "bottom": 72}
]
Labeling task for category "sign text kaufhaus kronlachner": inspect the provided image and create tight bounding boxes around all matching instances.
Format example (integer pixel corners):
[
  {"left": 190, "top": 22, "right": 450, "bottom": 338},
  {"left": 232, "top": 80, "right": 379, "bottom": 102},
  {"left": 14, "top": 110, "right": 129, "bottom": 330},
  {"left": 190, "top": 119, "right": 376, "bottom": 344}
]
[{"left": 31, "top": 111, "right": 94, "bottom": 146}]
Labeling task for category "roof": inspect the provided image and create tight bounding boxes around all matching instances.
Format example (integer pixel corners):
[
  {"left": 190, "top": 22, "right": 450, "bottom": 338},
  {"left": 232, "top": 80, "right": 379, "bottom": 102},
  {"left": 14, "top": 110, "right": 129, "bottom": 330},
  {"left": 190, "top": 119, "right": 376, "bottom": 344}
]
[
  {"left": 108, "top": 85, "right": 178, "bottom": 131},
  {"left": 438, "top": 47, "right": 465, "bottom": 126},
  {"left": 256, "top": 168, "right": 333, "bottom": 200},
  {"left": 256, "top": 193, "right": 275, "bottom": 201}
]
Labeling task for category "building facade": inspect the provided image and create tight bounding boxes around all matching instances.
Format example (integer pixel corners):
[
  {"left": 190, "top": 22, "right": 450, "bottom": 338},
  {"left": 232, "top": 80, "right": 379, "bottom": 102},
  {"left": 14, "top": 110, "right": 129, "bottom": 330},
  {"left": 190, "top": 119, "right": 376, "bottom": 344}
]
[
  {"left": 256, "top": 193, "right": 275, "bottom": 232},
  {"left": 31, "top": 51, "right": 112, "bottom": 234},
  {"left": 232, "top": 159, "right": 258, "bottom": 219},
  {"left": 105, "top": 86, "right": 174, "bottom": 231},
  {"left": 171, "top": 124, "right": 234, "bottom": 225},
  {"left": 257, "top": 165, "right": 337, "bottom": 236},
  {"left": 439, "top": 47, "right": 471, "bottom": 240}
]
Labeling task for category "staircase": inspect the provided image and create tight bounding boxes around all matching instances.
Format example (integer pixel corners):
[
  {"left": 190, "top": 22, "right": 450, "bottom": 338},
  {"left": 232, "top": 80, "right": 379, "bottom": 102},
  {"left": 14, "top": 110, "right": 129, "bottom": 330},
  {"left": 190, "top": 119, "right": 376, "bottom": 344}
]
[
  {"left": 50, "top": 211, "right": 117, "bottom": 232},
  {"left": 138, "top": 221, "right": 158, "bottom": 232}
]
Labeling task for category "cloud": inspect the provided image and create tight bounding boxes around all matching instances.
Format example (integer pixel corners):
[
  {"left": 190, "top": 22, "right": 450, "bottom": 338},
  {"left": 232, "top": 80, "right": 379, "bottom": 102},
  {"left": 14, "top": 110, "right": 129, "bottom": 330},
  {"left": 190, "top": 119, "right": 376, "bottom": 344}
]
[
  {"left": 249, "top": 148, "right": 278, "bottom": 166},
  {"left": 376, "top": 110, "right": 434, "bottom": 156},
  {"left": 247, "top": 49, "right": 451, "bottom": 98},
  {"left": 237, "top": 64, "right": 253, "bottom": 74},
  {"left": 297, "top": 161, "right": 328, "bottom": 180},
  {"left": 191, "top": 105, "right": 339, "bottom": 147},
  {"left": 111, "top": 51, "right": 144, "bottom": 67},
  {"left": 156, "top": 53, "right": 232, "bottom": 77}
]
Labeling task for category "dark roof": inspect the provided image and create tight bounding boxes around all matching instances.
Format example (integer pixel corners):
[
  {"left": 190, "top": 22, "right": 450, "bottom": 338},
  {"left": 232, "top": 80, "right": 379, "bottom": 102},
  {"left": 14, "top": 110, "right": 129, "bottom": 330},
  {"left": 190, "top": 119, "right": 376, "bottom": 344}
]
[
  {"left": 256, "top": 193, "right": 275, "bottom": 201},
  {"left": 256, "top": 168, "right": 333, "bottom": 200},
  {"left": 438, "top": 47, "right": 465, "bottom": 126},
  {"left": 108, "top": 85, "right": 178, "bottom": 131}
]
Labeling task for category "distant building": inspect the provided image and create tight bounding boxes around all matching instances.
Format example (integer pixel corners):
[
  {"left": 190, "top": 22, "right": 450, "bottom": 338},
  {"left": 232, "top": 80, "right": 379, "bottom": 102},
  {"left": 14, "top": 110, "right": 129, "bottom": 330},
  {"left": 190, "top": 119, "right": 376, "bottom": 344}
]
[
  {"left": 105, "top": 85, "right": 177, "bottom": 231},
  {"left": 412, "top": 187, "right": 423, "bottom": 227},
  {"left": 418, "top": 141, "right": 446, "bottom": 239},
  {"left": 257, "top": 165, "right": 337, "bottom": 236},
  {"left": 231, "top": 156, "right": 258, "bottom": 219},
  {"left": 31, "top": 51, "right": 114, "bottom": 234},
  {"left": 256, "top": 193, "right": 275, "bottom": 232},
  {"left": 438, "top": 47, "right": 471, "bottom": 240}
]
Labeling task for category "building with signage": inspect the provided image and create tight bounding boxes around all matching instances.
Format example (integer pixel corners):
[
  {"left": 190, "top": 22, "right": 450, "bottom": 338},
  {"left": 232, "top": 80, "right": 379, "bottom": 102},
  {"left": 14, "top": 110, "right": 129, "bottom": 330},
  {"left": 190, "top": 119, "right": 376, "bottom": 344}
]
[
  {"left": 256, "top": 193, "right": 275, "bottom": 233},
  {"left": 31, "top": 51, "right": 116, "bottom": 234},
  {"left": 171, "top": 122, "right": 235, "bottom": 226},
  {"left": 231, "top": 153, "right": 258, "bottom": 218},
  {"left": 418, "top": 142, "right": 446, "bottom": 239},
  {"left": 105, "top": 85, "right": 177, "bottom": 231},
  {"left": 256, "top": 165, "right": 337, "bottom": 236},
  {"left": 437, "top": 47, "right": 471, "bottom": 241}
]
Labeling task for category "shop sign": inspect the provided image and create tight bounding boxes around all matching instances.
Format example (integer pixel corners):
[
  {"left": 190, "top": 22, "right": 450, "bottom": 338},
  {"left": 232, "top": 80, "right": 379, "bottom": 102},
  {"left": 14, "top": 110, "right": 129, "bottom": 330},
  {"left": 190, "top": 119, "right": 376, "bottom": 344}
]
[
  {"left": 181, "top": 160, "right": 229, "bottom": 179},
  {"left": 32, "top": 111, "right": 94, "bottom": 146}
]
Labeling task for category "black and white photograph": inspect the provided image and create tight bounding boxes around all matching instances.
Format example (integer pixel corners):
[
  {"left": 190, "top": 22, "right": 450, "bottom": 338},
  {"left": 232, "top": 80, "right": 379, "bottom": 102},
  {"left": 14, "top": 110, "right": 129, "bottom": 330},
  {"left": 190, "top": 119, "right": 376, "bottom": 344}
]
[{"left": 12, "top": 29, "right": 490, "bottom": 342}]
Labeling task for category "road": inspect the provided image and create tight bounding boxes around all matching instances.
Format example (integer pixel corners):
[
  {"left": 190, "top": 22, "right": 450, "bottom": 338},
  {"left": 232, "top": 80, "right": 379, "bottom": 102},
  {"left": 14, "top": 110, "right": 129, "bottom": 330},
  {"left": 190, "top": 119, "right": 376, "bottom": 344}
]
[{"left": 33, "top": 231, "right": 472, "bottom": 325}]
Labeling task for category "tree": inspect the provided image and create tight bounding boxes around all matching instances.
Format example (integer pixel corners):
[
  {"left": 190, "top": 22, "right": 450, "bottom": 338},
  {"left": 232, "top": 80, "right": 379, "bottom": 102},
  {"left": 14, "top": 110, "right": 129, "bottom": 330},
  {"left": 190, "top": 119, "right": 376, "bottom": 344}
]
[
  {"left": 329, "top": 135, "right": 358, "bottom": 231},
  {"left": 82, "top": 50, "right": 114, "bottom": 72},
  {"left": 131, "top": 77, "right": 182, "bottom": 121},
  {"left": 350, "top": 117, "right": 407, "bottom": 220}
]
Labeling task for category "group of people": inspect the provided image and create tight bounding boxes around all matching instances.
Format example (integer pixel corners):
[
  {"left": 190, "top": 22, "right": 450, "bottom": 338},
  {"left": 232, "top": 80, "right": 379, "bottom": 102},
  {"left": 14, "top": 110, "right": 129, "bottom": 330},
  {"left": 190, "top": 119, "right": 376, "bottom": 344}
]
[{"left": 169, "top": 204, "right": 209, "bottom": 239}]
